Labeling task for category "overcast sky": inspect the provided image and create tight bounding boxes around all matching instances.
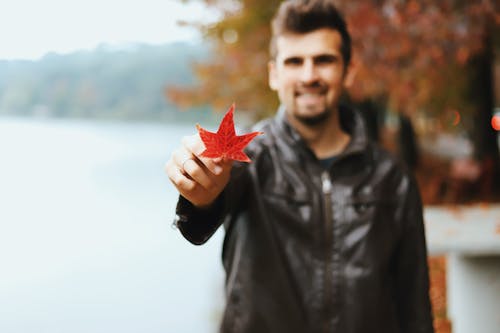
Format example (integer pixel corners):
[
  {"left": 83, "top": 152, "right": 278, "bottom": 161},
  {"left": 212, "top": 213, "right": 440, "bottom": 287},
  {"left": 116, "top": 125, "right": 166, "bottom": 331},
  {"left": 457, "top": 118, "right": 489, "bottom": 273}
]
[{"left": 0, "top": 0, "right": 214, "bottom": 60}]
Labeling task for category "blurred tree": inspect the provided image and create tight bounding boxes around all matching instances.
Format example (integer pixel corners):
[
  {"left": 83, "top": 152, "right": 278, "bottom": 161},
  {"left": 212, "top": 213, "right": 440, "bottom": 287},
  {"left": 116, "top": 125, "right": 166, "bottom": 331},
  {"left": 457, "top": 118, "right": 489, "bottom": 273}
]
[
  {"left": 168, "top": 0, "right": 281, "bottom": 116},
  {"left": 340, "top": 1, "right": 499, "bottom": 195},
  {"left": 167, "top": 0, "right": 499, "bottom": 197}
]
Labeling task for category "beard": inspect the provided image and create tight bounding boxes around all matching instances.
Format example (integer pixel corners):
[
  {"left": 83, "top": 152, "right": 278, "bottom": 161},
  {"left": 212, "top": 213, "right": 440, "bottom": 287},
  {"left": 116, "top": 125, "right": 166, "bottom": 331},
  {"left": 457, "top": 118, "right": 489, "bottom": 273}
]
[
  {"left": 290, "top": 81, "right": 333, "bottom": 127},
  {"left": 293, "top": 106, "right": 332, "bottom": 126}
]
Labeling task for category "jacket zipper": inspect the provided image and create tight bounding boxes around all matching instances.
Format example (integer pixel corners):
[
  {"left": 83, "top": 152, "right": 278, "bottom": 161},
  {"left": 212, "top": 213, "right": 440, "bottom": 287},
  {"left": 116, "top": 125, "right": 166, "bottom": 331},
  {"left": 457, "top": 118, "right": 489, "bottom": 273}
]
[{"left": 321, "top": 171, "right": 333, "bottom": 333}]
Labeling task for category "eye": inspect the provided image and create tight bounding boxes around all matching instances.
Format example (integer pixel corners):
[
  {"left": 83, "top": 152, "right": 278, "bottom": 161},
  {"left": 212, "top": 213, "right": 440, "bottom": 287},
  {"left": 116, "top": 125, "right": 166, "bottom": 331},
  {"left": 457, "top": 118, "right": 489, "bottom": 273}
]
[
  {"left": 314, "top": 54, "right": 338, "bottom": 65},
  {"left": 283, "top": 57, "right": 303, "bottom": 66}
]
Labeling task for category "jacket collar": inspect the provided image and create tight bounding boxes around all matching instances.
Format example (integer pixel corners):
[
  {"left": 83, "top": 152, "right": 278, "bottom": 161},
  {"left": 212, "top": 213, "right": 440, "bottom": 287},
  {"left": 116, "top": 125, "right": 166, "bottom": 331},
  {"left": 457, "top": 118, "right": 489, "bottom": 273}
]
[{"left": 274, "top": 104, "right": 369, "bottom": 160}]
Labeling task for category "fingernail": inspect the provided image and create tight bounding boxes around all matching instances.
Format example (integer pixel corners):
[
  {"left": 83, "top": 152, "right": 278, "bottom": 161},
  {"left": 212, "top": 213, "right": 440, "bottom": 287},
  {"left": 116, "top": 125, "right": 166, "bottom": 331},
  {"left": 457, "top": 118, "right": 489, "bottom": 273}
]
[{"left": 214, "top": 165, "right": 223, "bottom": 174}]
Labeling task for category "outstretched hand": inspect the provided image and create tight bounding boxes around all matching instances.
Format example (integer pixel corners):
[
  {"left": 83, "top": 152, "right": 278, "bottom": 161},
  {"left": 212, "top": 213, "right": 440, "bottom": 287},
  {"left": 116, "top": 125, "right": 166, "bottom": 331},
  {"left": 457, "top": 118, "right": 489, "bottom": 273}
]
[{"left": 165, "top": 134, "right": 232, "bottom": 209}]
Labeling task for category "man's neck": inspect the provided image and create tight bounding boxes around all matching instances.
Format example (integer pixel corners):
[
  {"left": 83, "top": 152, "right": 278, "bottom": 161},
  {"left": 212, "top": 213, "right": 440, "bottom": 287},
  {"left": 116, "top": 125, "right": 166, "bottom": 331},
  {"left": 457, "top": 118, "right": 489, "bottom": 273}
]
[{"left": 287, "top": 110, "right": 351, "bottom": 159}]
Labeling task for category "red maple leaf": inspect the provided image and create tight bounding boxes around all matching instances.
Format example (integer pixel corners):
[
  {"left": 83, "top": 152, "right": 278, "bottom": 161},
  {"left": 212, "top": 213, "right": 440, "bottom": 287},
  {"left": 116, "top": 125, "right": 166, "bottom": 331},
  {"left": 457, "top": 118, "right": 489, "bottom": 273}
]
[{"left": 196, "top": 104, "right": 263, "bottom": 162}]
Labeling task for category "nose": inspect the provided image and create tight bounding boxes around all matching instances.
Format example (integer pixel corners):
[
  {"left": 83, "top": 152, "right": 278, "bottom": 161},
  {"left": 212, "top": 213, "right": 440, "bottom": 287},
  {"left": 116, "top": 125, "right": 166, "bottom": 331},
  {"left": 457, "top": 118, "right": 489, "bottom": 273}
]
[{"left": 300, "top": 59, "right": 319, "bottom": 83}]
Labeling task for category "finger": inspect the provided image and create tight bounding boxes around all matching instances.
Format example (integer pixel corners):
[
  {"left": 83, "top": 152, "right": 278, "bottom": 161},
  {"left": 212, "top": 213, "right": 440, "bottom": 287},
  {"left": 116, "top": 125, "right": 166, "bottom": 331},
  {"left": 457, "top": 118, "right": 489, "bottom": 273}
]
[
  {"left": 181, "top": 158, "right": 218, "bottom": 191},
  {"left": 171, "top": 146, "right": 194, "bottom": 171},
  {"left": 181, "top": 135, "right": 205, "bottom": 155},
  {"left": 165, "top": 158, "right": 196, "bottom": 192},
  {"left": 182, "top": 135, "right": 225, "bottom": 175},
  {"left": 172, "top": 150, "right": 217, "bottom": 191}
]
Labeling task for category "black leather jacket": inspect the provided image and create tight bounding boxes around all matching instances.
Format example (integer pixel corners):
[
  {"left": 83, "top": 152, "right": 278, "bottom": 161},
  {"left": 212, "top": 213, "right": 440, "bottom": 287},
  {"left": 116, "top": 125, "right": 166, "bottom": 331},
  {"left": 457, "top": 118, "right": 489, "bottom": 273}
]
[{"left": 175, "top": 106, "right": 434, "bottom": 333}]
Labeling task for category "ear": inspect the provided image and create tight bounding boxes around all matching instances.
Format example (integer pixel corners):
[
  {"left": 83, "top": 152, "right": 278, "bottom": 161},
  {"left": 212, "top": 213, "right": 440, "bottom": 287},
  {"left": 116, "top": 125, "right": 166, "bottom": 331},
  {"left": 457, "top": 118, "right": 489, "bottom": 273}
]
[
  {"left": 343, "top": 59, "right": 358, "bottom": 88},
  {"left": 268, "top": 60, "right": 278, "bottom": 91}
]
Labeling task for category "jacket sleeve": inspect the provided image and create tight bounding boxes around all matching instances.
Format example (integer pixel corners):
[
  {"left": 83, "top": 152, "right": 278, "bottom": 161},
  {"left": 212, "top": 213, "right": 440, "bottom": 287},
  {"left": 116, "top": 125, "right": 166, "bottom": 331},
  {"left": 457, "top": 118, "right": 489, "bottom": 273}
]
[
  {"left": 174, "top": 160, "right": 251, "bottom": 245},
  {"left": 394, "top": 177, "right": 435, "bottom": 333},
  {"left": 174, "top": 194, "right": 226, "bottom": 245}
]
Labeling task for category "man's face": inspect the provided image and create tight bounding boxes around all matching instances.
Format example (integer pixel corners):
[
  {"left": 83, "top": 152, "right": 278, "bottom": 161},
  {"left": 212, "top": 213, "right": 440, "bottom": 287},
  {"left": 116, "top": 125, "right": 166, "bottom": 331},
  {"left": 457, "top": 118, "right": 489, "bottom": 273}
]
[{"left": 269, "top": 28, "right": 352, "bottom": 127}]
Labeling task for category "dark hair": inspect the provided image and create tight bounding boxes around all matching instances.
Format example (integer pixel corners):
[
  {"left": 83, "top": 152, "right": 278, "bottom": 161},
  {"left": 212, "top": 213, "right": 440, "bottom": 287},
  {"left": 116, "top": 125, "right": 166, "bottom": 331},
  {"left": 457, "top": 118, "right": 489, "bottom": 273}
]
[{"left": 270, "top": 0, "right": 351, "bottom": 66}]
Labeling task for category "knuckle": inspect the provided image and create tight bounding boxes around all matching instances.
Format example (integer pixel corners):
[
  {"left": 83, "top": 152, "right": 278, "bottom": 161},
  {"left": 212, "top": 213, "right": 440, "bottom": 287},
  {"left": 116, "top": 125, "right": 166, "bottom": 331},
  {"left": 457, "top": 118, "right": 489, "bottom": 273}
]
[
  {"left": 182, "top": 179, "right": 196, "bottom": 192},
  {"left": 171, "top": 175, "right": 195, "bottom": 192},
  {"left": 183, "top": 159, "right": 195, "bottom": 173},
  {"left": 186, "top": 165, "right": 203, "bottom": 180},
  {"left": 170, "top": 173, "right": 183, "bottom": 187}
]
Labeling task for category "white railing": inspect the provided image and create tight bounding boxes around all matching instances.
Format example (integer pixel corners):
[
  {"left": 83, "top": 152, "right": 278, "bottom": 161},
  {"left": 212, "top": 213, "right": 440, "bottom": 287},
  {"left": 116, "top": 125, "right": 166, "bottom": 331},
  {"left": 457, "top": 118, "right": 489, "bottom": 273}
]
[{"left": 425, "top": 204, "right": 500, "bottom": 333}]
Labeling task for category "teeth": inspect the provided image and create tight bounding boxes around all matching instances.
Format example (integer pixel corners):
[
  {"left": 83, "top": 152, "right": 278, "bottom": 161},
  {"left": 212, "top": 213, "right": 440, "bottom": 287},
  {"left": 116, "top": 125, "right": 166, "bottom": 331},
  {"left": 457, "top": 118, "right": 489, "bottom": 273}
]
[{"left": 299, "top": 93, "right": 322, "bottom": 97}]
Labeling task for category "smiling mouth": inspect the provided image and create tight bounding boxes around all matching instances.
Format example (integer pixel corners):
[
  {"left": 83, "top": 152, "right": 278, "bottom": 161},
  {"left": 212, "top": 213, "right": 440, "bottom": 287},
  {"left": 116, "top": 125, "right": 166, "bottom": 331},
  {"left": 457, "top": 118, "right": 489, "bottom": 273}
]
[
  {"left": 295, "top": 84, "right": 328, "bottom": 97},
  {"left": 295, "top": 89, "right": 327, "bottom": 100},
  {"left": 295, "top": 91, "right": 325, "bottom": 97}
]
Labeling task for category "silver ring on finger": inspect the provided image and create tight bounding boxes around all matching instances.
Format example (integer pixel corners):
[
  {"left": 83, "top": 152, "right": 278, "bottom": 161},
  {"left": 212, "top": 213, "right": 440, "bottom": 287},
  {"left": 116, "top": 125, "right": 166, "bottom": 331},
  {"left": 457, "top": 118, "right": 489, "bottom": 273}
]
[{"left": 182, "top": 157, "right": 193, "bottom": 173}]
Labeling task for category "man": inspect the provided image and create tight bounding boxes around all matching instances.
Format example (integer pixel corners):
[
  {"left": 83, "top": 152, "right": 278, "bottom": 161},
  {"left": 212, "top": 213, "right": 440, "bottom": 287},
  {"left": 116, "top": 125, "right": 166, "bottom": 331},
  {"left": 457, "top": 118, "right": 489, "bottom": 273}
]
[{"left": 165, "top": 1, "right": 434, "bottom": 332}]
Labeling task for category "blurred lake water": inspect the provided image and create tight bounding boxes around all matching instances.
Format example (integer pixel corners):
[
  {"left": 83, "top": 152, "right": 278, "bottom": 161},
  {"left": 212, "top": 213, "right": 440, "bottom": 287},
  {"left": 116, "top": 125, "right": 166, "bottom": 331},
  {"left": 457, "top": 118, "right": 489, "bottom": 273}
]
[{"left": 0, "top": 117, "right": 225, "bottom": 333}]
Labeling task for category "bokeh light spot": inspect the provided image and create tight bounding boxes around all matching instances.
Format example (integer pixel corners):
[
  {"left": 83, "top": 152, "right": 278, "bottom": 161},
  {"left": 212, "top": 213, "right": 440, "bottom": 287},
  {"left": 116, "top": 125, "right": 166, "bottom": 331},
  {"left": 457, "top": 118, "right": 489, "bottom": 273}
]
[{"left": 491, "top": 114, "right": 500, "bottom": 131}]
